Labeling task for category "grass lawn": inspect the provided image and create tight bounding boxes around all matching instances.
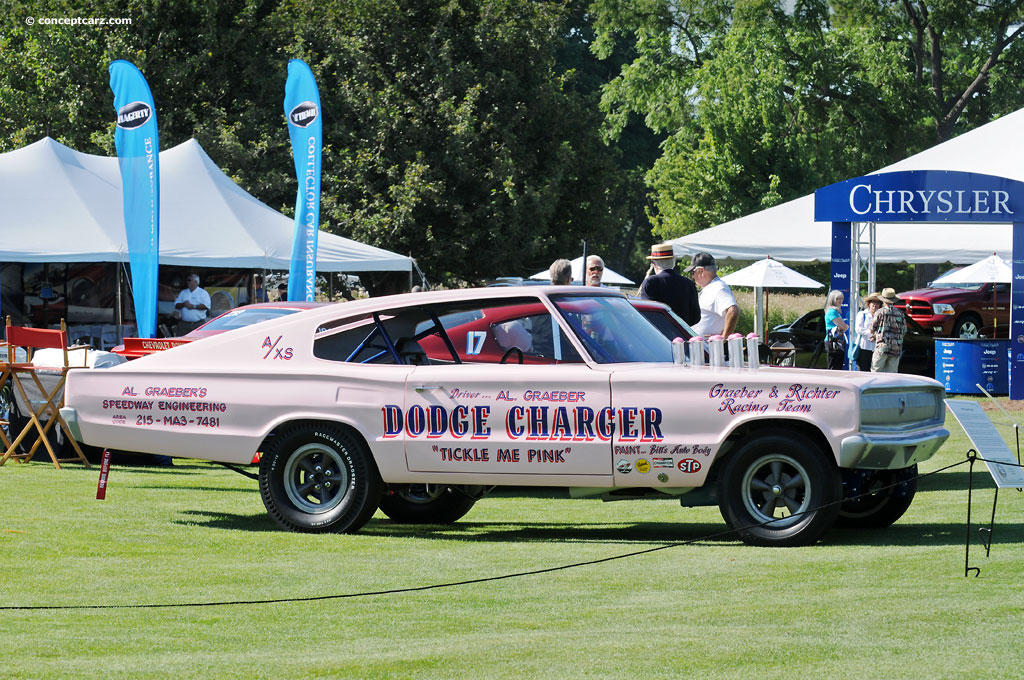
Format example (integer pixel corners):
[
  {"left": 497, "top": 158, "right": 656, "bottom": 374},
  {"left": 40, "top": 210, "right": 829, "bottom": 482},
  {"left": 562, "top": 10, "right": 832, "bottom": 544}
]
[{"left": 2, "top": 400, "right": 1024, "bottom": 679}]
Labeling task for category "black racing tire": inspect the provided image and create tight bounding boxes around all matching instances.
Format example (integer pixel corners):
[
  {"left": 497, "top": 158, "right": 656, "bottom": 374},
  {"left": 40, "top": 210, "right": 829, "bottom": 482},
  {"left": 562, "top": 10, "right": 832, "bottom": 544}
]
[
  {"left": 718, "top": 431, "right": 842, "bottom": 547},
  {"left": 835, "top": 465, "right": 918, "bottom": 529},
  {"left": 953, "top": 313, "right": 982, "bottom": 339},
  {"left": 378, "top": 485, "right": 477, "bottom": 524},
  {"left": 259, "top": 423, "right": 382, "bottom": 533}
]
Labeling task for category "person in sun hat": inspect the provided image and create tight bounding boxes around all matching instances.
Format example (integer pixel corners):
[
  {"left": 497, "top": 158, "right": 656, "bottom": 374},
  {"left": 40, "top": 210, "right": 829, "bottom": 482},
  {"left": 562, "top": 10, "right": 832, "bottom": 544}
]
[
  {"left": 869, "top": 288, "right": 907, "bottom": 373},
  {"left": 639, "top": 243, "right": 700, "bottom": 325},
  {"left": 686, "top": 252, "right": 738, "bottom": 337},
  {"left": 854, "top": 292, "right": 883, "bottom": 371}
]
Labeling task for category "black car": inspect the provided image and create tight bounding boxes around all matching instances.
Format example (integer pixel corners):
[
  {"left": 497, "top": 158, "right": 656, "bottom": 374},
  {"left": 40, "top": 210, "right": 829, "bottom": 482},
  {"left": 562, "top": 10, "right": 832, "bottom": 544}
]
[{"left": 767, "top": 308, "right": 934, "bottom": 376}]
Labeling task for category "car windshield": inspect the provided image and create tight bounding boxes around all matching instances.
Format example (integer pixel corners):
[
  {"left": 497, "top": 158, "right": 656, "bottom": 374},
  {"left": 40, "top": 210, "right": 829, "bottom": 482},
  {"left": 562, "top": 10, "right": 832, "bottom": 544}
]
[
  {"left": 198, "top": 307, "right": 303, "bottom": 332},
  {"left": 928, "top": 281, "right": 983, "bottom": 291},
  {"left": 550, "top": 294, "right": 673, "bottom": 364}
]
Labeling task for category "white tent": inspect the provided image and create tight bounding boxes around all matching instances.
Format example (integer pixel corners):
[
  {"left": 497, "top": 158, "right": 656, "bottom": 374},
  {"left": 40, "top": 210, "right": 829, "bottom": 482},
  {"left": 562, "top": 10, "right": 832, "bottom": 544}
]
[
  {"left": 0, "top": 137, "right": 412, "bottom": 272},
  {"left": 528, "top": 256, "right": 634, "bottom": 285},
  {"left": 670, "top": 107, "right": 1024, "bottom": 263}
]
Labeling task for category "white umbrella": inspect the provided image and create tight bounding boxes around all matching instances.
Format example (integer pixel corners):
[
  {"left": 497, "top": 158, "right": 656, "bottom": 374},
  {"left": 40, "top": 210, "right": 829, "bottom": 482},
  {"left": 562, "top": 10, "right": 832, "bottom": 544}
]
[
  {"left": 931, "top": 253, "right": 1010, "bottom": 334},
  {"left": 529, "top": 256, "right": 634, "bottom": 285},
  {"left": 932, "top": 253, "right": 1011, "bottom": 284},
  {"left": 721, "top": 257, "right": 824, "bottom": 339}
]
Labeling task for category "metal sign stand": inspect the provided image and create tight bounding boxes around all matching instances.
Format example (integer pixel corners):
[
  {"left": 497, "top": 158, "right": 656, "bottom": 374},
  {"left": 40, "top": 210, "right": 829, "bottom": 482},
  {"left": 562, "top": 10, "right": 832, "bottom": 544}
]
[{"left": 946, "top": 398, "right": 1024, "bottom": 576}]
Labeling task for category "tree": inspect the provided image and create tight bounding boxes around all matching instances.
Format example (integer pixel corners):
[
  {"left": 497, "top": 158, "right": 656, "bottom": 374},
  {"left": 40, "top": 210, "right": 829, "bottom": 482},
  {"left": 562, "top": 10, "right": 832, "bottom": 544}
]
[
  {"left": 263, "top": 0, "right": 629, "bottom": 286},
  {"left": 1, "top": 0, "right": 632, "bottom": 288},
  {"left": 591, "top": 0, "right": 1024, "bottom": 241}
]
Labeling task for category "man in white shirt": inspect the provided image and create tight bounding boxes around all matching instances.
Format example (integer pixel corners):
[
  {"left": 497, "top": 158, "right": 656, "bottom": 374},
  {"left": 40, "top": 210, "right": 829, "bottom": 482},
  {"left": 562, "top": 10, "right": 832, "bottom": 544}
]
[
  {"left": 686, "top": 252, "right": 738, "bottom": 337},
  {"left": 173, "top": 273, "right": 212, "bottom": 335}
]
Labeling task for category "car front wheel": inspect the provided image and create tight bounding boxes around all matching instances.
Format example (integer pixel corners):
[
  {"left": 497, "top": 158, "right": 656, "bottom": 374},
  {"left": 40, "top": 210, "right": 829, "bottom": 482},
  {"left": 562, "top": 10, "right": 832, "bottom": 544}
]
[
  {"left": 953, "top": 314, "right": 982, "bottom": 339},
  {"left": 718, "top": 431, "right": 841, "bottom": 547},
  {"left": 259, "top": 423, "right": 382, "bottom": 533}
]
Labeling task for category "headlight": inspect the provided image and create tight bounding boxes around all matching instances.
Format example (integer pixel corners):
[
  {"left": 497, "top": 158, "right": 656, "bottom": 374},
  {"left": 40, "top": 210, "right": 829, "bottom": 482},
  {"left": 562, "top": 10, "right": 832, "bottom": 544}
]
[
  {"left": 861, "top": 388, "right": 944, "bottom": 431},
  {"left": 932, "top": 303, "right": 955, "bottom": 315}
]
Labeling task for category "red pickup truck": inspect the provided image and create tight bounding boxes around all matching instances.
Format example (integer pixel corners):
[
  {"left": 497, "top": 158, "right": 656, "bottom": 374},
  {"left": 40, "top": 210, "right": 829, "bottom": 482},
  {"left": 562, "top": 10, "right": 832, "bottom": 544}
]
[{"left": 896, "top": 281, "right": 1009, "bottom": 338}]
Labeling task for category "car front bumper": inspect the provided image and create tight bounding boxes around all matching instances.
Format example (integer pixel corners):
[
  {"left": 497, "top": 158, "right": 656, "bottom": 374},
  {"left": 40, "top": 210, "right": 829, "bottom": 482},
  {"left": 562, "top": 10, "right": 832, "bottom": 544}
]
[{"left": 839, "top": 427, "right": 950, "bottom": 469}]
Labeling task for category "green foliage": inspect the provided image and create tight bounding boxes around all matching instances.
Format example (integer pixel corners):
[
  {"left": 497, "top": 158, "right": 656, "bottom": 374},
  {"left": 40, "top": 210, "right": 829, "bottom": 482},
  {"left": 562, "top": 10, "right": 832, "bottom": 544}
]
[
  {"left": 0, "top": 0, "right": 634, "bottom": 288},
  {"left": 592, "top": 0, "right": 1024, "bottom": 240}
]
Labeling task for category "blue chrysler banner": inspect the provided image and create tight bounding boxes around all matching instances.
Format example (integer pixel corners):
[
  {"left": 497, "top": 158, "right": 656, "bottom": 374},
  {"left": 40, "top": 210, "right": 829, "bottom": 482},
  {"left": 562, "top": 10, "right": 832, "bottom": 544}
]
[
  {"left": 284, "top": 59, "right": 322, "bottom": 302},
  {"left": 109, "top": 59, "right": 159, "bottom": 339},
  {"left": 815, "top": 170, "right": 1024, "bottom": 223}
]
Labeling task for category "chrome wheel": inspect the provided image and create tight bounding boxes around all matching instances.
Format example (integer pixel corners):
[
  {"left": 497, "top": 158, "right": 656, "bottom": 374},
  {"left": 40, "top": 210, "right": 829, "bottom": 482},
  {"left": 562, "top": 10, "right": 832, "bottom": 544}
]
[
  {"left": 282, "top": 443, "right": 351, "bottom": 514},
  {"left": 740, "top": 454, "right": 813, "bottom": 527}
]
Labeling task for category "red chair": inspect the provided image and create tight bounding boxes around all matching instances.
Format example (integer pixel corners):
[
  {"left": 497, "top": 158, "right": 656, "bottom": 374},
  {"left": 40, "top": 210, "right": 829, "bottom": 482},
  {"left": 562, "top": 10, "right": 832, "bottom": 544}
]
[{"left": 0, "top": 317, "right": 90, "bottom": 469}]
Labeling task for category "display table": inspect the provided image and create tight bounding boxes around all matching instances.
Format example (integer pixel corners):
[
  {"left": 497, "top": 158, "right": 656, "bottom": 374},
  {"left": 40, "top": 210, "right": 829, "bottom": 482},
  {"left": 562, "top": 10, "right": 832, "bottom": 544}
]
[{"left": 934, "top": 338, "right": 1008, "bottom": 395}]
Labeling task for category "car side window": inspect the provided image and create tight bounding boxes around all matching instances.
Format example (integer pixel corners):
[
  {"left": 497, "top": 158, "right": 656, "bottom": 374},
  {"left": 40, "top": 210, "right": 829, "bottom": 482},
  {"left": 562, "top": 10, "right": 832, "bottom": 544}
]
[
  {"left": 419, "top": 302, "right": 582, "bottom": 364},
  {"left": 490, "top": 313, "right": 583, "bottom": 363},
  {"left": 313, "top": 314, "right": 403, "bottom": 364}
]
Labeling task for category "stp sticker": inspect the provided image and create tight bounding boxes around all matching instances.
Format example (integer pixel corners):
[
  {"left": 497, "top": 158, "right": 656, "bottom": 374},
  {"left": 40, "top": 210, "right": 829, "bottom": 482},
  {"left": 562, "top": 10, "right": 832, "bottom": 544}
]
[{"left": 677, "top": 458, "right": 702, "bottom": 474}]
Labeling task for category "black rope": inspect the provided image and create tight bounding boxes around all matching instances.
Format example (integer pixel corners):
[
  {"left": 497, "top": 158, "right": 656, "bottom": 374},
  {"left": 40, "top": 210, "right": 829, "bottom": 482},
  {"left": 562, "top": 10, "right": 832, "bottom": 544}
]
[
  {"left": 0, "top": 457, "right": 974, "bottom": 611},
  {"left": 216, "top": 462, "right": 259, "bottom": 481}
]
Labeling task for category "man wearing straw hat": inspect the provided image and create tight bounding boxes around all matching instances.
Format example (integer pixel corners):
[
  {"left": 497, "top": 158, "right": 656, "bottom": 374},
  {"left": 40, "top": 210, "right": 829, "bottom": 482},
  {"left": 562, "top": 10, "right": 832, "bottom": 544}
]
[
  {"left": 869, "top": 288, "right": 907, "bottom": 373},
  {"left": 639, "top": 243, "right": 701, "bottom": 326}
]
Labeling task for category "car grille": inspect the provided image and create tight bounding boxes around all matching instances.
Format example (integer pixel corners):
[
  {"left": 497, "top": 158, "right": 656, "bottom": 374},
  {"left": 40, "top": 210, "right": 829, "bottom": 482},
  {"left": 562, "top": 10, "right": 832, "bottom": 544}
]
[
  {"left": 860, "top": 388, "right": 944, "bottom": 431},
  {"left": 895, "top": 300, "right": 933, "bottom": 318}
]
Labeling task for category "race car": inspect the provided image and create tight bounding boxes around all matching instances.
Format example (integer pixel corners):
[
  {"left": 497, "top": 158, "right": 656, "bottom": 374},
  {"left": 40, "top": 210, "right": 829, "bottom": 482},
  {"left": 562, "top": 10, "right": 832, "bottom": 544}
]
[{"left": 61, "top": 286, "right": 949, "bottom": 546}]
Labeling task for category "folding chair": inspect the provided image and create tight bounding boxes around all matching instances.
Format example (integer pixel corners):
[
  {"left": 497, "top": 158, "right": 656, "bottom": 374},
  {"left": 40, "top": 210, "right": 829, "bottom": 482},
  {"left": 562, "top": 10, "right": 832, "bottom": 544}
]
[{"left": 0, "top": 317, "right": 90, "bottom": 469}]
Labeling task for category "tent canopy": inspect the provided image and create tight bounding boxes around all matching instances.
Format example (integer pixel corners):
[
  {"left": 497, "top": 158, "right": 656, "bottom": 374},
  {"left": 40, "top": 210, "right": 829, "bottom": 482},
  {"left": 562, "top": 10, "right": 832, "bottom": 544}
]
[
  {"left": 670, "top": 107, "right": 1024, "bottom": 264},
  {"left": 528, "top": 256, "right": 634, "bottom": 285},
  {"left": 0, "top": 137, "right": 412, "bottom": 272}
]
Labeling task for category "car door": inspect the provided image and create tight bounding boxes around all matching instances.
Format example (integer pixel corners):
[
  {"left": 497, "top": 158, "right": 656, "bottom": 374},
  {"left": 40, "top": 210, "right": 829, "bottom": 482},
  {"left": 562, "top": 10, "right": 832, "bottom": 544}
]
[{"left": 401, "top": 363, "right": 614, "bottom": 477}]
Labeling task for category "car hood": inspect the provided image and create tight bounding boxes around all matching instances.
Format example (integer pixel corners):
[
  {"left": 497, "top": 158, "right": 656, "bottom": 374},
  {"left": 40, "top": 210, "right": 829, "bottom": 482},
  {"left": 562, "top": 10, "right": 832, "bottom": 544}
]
[
  {"left": 605, "top": 362, "right": 944, "bottom": 390},
  {"left": 898, "top": 286, "right": 978, "bottom": 302}
]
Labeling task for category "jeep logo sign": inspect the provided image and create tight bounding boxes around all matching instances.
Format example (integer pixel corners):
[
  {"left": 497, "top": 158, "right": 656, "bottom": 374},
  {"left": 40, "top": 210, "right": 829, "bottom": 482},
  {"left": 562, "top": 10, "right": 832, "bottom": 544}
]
[
  {"left": 116, "top": 101, "right": 152, "bottom": 129},
  {"left": 288, "top": 101, "right": 318, "bottom": 128}
]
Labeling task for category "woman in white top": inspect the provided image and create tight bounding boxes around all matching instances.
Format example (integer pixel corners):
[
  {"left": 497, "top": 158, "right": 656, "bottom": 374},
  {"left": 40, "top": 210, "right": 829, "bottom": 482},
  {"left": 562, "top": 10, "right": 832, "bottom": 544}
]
[{"left": 854, "top": 294, "right": 882, "bottom": 371}]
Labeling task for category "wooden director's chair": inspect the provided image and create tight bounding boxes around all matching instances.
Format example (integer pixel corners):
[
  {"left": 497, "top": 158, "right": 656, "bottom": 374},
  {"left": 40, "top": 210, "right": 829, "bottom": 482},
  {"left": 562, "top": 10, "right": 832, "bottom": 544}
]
[{"left": 0, "top": 317, "right": 91, "bottom": 469}]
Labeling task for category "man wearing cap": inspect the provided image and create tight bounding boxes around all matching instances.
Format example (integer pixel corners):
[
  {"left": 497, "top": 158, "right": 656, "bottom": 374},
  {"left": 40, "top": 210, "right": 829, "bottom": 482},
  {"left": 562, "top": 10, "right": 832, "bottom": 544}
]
[
  {"left": 639, "top": 243, "right": 701, "bottom": 325},
  {"left": 869, "top": 288, "right": 906, "bottom": 372},
  {"left": 687, "top": 252, "right": 739, "bottom": 338}
]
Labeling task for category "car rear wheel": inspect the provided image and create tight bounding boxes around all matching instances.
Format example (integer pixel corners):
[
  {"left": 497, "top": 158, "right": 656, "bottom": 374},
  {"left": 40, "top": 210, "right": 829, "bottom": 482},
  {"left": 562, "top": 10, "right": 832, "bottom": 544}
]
[
  {"left": 718, "top": 431, "right": 841, "bottom": 547},
  {"left": 953, "top": 314, "right": 982, "bottom": 339},
  {"left": 259, "top": 423, "right": 382, "bottom": 533},
  {"left": 836, "top": 466, "right": 917, "bottom": 529},
  {"left": 379, "top": 485, "right": 477, "bottom": 524}
]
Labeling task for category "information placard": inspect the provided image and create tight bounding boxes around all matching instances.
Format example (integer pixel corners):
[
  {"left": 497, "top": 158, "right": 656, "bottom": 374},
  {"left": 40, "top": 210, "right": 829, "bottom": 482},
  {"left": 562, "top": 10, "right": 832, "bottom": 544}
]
[{"left": 945, "top": 400, "right": 1024, "bottom": 488}]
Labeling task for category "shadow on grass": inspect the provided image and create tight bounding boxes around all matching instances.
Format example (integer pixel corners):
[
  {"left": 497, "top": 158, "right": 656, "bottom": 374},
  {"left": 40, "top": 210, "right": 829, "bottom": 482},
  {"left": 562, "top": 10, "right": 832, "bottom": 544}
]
[
  {"left": 173, "top": 510, "right": 277, "bottom": 532},
  {"left": 171, "top": 510, "right": 1024, "bottom": 549},
  {"left": 136, "top": 485, "right": 256, "bottom": 494},
  {"left": 825, "top": 520, "right": 1024, "bottom": 547}
]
